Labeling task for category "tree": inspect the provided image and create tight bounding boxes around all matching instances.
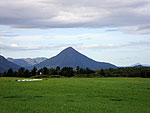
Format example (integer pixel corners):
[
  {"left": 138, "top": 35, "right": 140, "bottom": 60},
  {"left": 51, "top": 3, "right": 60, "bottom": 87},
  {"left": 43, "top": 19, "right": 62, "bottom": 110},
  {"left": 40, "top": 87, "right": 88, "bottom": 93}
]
[
  {"left": 49, "top": 67, "right": 57, "bottom": 75},
  {"left": 99, "top": 69, "right": 105, "bottom": 76},
  {"left": 7, "top": 68, "right": 14, "bottom": 77},
  {"left": 24, "top": 69, "right": 31, "bottom": 78},
  {"left": 76, "top": 66, "right": 80, "bottom": 74},
  {"left": 60, "top": 67, "right": 74, "bottom": 77},
  {"left": 43, "top": 67, "right": 49, "bottom": 75},
  {"left": 31, "top": 67, "right": 37, "bottom": 76},
  {"left": 18, "top": 67, "right": 25, "bottom": 77},
  {"left": 56, "top": 66, "right": 60, "bottom": 75},
  {"left": 85, "top": 67, "right": 94, "bottom": 74},
  {"left": 79, "top": 68, "right": 85, "bottom": 74}
]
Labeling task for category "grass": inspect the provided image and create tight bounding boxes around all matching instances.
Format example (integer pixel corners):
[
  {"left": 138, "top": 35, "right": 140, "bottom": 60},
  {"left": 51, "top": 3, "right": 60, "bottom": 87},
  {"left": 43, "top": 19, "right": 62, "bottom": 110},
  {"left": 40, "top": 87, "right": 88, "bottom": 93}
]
[{"left": 0, "top": 77, "right": 150, "bottom": 113}]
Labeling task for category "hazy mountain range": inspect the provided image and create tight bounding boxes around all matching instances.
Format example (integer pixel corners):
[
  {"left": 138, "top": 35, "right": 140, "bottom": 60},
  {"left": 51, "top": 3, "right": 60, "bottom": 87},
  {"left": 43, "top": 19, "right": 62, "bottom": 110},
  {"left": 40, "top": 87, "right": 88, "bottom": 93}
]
[
  {"left": 131, "top": 63, "right": 150, "bottom": 67},
  {"left": 1, "top": 47, "right": 150, "bottom": 72},
  {"left": 7, "top": 57, "right": 48, "bottom": 67}
]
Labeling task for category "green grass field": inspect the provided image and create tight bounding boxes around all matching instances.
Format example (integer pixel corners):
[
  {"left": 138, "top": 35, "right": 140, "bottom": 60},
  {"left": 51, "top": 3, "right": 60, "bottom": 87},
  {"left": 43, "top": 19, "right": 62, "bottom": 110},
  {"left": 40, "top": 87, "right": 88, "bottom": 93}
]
[{"left": 0, "top": 77, "right": 150, "bottom": 113}]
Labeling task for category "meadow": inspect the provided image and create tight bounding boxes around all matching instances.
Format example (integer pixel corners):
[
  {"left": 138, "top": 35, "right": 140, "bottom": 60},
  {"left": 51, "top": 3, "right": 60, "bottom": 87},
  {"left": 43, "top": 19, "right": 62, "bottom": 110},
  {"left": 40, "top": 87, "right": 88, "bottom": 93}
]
[{"left": 0, "top": 77, "right": 150, "bottom": 113}]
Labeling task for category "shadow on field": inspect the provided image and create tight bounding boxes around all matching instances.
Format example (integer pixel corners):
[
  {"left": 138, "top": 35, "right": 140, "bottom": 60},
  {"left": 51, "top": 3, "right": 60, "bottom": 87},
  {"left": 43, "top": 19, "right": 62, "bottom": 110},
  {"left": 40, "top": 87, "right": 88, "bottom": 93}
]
[
  {"left": 3, "top": 95, "right": 43, "bottom": 99},
  {"left": 111, "top": 98, "right": 123, "bottom": 101}
]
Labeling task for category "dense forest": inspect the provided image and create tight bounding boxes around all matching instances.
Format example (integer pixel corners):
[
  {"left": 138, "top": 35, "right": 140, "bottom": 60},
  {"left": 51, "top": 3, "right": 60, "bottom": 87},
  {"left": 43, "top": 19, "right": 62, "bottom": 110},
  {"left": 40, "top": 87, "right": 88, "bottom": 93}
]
[{"left": 0, "top": 66, "right": 150, "bottom": 78}]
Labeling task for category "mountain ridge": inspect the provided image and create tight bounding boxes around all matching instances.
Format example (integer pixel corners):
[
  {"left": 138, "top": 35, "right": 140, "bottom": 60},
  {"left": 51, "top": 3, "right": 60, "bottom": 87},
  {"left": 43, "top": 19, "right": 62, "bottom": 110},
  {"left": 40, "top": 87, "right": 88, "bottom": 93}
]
[
  {"left": 0, "top": 55, "right": 20, "bottom": 72},
  {"left": 34, "top": 47, "right": 117, "bottom": 70},
  {"left": 7, "top": 57, "right": 48, "bottom": 67},
  {"left": 7, "top": 58, "right": 32, "bottom": 67}
]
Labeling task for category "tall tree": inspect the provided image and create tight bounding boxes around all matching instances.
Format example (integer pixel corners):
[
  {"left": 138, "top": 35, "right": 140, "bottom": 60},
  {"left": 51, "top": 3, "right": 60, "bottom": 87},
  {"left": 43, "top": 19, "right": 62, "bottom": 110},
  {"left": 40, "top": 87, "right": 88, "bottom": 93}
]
[
  {"left": 18, "top": 67, "right": 25, "bottom": 77},
  {"left": 43, "top": 67, "right": 49, "bottom": 75},
  {"left": 7, "top": 68, "right": 14, "bottom": 77},
  {"left": 31, "top": 67, "right": 37, "bottom": 76},
  {"left": 24, "top": 69, "right": 31, "bottom": 78}
]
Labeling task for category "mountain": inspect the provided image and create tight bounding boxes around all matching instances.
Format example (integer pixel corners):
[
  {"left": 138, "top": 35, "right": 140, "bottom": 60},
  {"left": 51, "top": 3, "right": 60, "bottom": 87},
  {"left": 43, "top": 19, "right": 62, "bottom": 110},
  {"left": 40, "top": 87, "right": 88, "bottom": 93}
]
[
  {"left": 7, "top": 58, "right": 31, "bottom": 67},
  {"left": 34, "top": 47, "right": 117, "bottom": 70},
  {"left": 131, "top": 63, "right": 143, "bottom": 67},
  {"left": 7, "top": 57, "right": 48, "bottom": 67},
  {"left": 24, "top": 57, "right": 48, "bottom": 65},
  {"left": 0, "top": 55, "right": 20, "bottom": 72},
  {"left": 142, "top": 64, "right": 150, "bottom": 67},
  {"left": 131, "top": 63, "right": 150, "bottom": 67}
]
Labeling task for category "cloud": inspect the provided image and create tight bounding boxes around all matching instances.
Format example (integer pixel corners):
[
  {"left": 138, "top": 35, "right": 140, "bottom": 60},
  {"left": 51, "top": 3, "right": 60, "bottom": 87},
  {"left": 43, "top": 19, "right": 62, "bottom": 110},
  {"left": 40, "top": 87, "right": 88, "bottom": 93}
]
[
  {"left": 0, "top": 42, "right": 59, "bottom": 51},
  {"left": 74, "top": 41, "right": 150, "bottom": 49},
  {"left": 0, "top": 30, "right": 11, "bottom": 33},
  {"left": 12, "top": 33, "right": 108, "bottom": 41},
  {"left": 74, "top": 44, "right": 121, "bottom": 49},
  {"left": 0, "top": 0, "right": 149, "bottom": 34},
  {"left": 105, "top": 29, "right": 119, "bottom": 32},
  {"left": 0, "top": 34, "right": 19, "bottom": 37},
  {"left": 1, "top": 40, "right": 150, "bottom": 51},
  {"left": 121, "top": 25, "right": 150, "bottom": 35}
]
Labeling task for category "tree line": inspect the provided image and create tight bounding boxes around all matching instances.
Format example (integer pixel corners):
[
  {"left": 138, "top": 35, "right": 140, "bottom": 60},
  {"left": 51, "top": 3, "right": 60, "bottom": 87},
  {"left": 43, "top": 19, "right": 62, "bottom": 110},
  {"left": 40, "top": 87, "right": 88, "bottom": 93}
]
[
  {"left": 96, "top": 67, "right": 150, "bottom": 78},
  {"left": 0, "top": 66, "right": 150, "bottom": 78}
]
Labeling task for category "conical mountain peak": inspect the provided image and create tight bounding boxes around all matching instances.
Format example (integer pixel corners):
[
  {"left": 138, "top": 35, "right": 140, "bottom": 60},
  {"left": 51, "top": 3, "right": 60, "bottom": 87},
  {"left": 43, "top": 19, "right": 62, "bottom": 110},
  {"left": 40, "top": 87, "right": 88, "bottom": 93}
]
[
  {"left": 57, "top": 47, "right": 79, "bottom": 56},
  {"left": 34, "top": 47, "right": 117, "bottom": 70},
  {"left": 65, "top": 47, "right": 74, "bottom": 50},
  {"left": 61, "top": 47, "right": 77, "bottom": 53}
]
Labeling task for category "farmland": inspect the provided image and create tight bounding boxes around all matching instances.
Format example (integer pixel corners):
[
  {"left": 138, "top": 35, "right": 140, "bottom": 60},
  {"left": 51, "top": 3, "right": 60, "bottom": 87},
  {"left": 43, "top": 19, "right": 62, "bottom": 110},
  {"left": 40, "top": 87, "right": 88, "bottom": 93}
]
[{"left": 0, "top": 77, "right": 150, "bottom": 113}]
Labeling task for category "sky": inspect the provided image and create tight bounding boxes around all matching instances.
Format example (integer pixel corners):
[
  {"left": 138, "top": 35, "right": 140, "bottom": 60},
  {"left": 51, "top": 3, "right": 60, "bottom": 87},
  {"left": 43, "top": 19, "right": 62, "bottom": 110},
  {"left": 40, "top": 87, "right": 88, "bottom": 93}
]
[{"left": 0, "top": 0, "right": 150, "bottom": 66}]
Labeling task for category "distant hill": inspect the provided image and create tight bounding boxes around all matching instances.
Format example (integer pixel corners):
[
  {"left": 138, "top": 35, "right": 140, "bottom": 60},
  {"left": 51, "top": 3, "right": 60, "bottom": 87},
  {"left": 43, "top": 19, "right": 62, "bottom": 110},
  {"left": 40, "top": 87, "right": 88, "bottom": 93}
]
[
  {"left": 7, "top": 58, "right": 31, "bottom": 67},
  {"left": 24, "top": 57, "right": 48, "bottom": 65},
  {"left": 119, "top": 63, "right": 150, "bottom": 68},
  {"left": 0, "top": 55, "right": 20, "bottom": 72},
  {"left": 131, "top": 63, "right": 143, "bottom": 67},
  {"left": 142, "top": 64, "right": 150, "bottom": 67},
  {"left": 34, "top": 47, "right": 117, "bottom": 70},
  {"left": 7, "top": 57, "right": 48, "bottom": 67},
  {"left": 131, "top": 63, "right": 150, "bottom": 67}
]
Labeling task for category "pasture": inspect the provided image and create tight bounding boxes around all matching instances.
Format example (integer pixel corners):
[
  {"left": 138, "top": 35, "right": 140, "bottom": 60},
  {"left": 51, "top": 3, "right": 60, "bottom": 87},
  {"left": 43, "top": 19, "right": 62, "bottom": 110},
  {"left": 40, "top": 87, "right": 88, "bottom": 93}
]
[{"left": 0, "top": 77, "right": 150, "bottom": 113}]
